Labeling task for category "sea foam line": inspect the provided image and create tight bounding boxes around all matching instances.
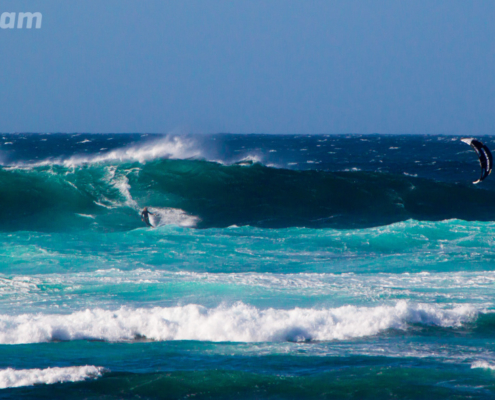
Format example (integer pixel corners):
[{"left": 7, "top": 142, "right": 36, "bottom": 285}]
[
  {"left": 0, "top": 366, "right": 105, "bottom": 389},
  {"left": 5, "top": 269, "right": 494, "bottom": 297},
  {"left": 0, "top": 301, "right": 476, "bottom": 344},
  {"left": 3, "top": 270, "right": 495, "bottom": 310}
]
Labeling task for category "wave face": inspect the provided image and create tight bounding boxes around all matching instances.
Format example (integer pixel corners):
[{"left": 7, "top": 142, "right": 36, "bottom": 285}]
[
  {"left": 0, "top": 132, "right": 494, "bottom": 231},
  {"left": 2, "top": 133, "right": 495, "bottom": 399}
]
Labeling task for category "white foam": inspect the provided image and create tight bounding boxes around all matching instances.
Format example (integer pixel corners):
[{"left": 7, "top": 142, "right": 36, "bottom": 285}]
[
  {"left": 149, "top": 207, "right": 199, "bottom": 228},
  {"left": 471, "top": 361, "right": 495, "bottom": 370},
  {"left": 93, "top": 166, "right": 141, "bottom": 210},
  {"left": 75, "top": 214, "right": 95, "bottom": 219},
  {"left": 113, "top": 175, "right": 138, "bottom": 209},
  {"left": 4, "top": 269, "right": 495, "bottom": 310},
  {"left": 0, "top": 366, "right": 105, "bottom": 389},
  {"left": 0, "top": 301, "right": 476, "bottom": 344},
  {"left": 235, "top": 154, "right": 264, "bottom": 165},
  {"left": 343, "top": 167, "right": 361, "bottom": 172}
]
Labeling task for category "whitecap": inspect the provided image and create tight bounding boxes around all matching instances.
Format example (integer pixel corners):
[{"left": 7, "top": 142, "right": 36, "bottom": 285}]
[
  {"left": 471, "top": 361, "right": 495, "bottom": 370},
  {"left": 0, "top": 301, "right": 477, "bottom": 344},
  {"left": 0, "top": 366, "right": 105, "bottom": 389}
]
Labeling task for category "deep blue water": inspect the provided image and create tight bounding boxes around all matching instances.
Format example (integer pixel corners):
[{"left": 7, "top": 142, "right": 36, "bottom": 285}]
[{"left": 1, "top": 133, "right": 495, "bottom": 399}]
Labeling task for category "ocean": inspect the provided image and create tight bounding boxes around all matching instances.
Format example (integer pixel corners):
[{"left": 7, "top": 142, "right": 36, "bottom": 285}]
[{"left": 1, "top": 132, "right": 495, "bottom": 399}]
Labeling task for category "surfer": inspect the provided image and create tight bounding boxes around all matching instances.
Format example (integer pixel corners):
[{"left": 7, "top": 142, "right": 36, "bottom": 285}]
[{"left": 141, "top": 207, "right": 154, "bottom": 227}]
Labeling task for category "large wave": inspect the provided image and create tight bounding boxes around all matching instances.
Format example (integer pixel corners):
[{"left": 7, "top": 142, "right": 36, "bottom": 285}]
[{"left": 1, "top": 157, "right": 495, "bottom": 232}]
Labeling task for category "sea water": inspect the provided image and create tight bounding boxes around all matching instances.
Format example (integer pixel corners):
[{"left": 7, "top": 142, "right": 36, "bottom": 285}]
[{"left": 1, "top": 133, "right": 495, "bottom": 399}]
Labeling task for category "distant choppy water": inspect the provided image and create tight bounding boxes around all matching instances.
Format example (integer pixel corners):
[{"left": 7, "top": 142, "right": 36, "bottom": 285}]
[{"left": 1, "top": 133, "right": 495, "bottom": 399}]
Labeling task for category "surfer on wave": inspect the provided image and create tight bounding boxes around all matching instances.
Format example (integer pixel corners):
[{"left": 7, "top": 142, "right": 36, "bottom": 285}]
[{"left": 141, "top": 207, "right": 154, "bottom": 227}]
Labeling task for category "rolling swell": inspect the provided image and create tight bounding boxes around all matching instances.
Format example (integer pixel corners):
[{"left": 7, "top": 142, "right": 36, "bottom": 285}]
[
  {"left": 1, "top": 159, "right": 495, "bottom": 232},
  {"left": 7, "top": 366, "right": 489, "bottom": 400}
]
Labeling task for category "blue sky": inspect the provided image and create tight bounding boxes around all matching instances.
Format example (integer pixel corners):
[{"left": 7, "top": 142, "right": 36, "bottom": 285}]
[{"left": 0, "top": 0, "right": 494, "bottom": 134}]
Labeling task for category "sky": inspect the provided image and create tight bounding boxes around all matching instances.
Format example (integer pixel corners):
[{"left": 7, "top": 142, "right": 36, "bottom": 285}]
[{"left": 0, "top": 0, "right": 494, "bottom": 134}]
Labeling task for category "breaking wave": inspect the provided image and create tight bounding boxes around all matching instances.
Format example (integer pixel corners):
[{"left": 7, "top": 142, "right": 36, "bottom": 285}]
[
  {"left": 8, "top": 135, "right": 203, "bottom": 168},
  {"left": 1, "top": 157, "right": 495, "bottom": 232},
  {"left": 0, "top": 366, "right": 105, "bottom": 389},
  {"left": 471, "top": 361, "right": 495, "bottom": 370},
  {"left": 0, "top": 301, "right": 477, "bottom": 344}
]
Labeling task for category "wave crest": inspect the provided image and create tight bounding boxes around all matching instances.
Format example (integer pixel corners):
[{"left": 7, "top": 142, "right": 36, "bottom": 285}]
[
  {"left": 0, "top": 301, "right": 477, "bottom": 344},
  {"left": 2, "top": 158, "right": 495, "bottom": 232},
  {"left": 11, "top": 135, "right": 203, "bottom": 168},
  {"left": 0, "top": 366, "right": 105, "bottom": 389}
]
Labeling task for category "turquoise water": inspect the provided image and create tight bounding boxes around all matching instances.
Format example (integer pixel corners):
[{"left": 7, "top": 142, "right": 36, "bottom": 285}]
[{"left": 1, "top": 133, "right": 495, "bottom": 398}]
